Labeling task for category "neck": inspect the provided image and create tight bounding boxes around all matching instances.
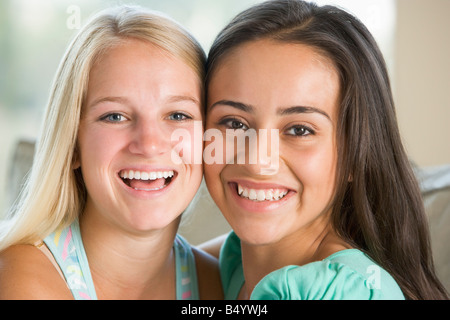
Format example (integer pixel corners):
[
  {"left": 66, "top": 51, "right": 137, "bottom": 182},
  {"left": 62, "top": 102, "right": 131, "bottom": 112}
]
[
  {"left": 79, "top": 208, "right": 180, "bottom": 300},
  {"left": 240, "top": 220, "right": 349, "bottom": 298}
]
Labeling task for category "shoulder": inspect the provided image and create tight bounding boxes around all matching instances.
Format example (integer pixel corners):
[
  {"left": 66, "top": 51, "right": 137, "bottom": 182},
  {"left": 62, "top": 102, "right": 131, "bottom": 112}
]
[
  {"left": 0, "top": 245, "right": 72, "bottom": 300},
  {"left": 192, "top": 247, "right": 223, "bottom": 299},
  {"left": 252, "top": 250, "right": 405, "bottom": 300},
  {"left": 198, "top": 233, "right": 229, "bottom": 259},
  {"left": 219, "top": 232, "right": 242, "bottom": 279}
]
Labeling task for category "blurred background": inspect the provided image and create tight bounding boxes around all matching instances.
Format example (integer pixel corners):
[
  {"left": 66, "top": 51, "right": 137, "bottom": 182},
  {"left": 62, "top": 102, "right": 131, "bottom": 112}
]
[{"left": 0, "top": 0, "right": 449, "bottom": 219}]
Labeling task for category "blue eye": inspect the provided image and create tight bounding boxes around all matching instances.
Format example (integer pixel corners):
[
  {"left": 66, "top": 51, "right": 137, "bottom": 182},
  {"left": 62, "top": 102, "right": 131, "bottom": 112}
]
[
  {"left": 285, "top": 125, "right": 314, "bottom": 137},
  {"left": 100, "top": 113, "right": 126, "bottom": 123},
  {"left": 169, "top": 112, "right": 191, "bottom": 121}
]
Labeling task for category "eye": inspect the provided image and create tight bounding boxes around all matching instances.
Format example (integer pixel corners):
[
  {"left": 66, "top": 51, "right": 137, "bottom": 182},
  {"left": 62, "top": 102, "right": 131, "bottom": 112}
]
[
  {"left": 168, "top": 112, "right": 192, "bottom": 122},
  {"left": 219, "top": 118, "right": 249, "bottom": 130},
  {"left": 285, "top": 125, "right": 315, "bottom": 137},
  {"left": 100, "top": 113, "right": 127, "bottom": 123}
]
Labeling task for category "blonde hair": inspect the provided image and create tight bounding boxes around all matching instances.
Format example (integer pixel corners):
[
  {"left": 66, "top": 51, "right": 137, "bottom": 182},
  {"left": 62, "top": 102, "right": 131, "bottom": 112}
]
[{"left": 0, "top": 5, "right": 206, "bottom": 251}]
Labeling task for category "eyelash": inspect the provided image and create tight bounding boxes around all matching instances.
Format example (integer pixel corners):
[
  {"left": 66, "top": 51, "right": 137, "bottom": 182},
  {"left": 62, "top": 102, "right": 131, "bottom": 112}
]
[
  {"left": 218, "top": 117, "right": 315, "bottom": 138},
  {"left": 168, "top": 112, "right": 192, "bottom": 122},
  {"left": 284, "top": 125, "right": 315, "bottom": 137},
  {"left": 99, "top": 112, "right": 193, "bottom": 123},
  {"left": 218, "top": 117, "right": 249, "bottom": 130},
  {"left": 100, "top": 113, "right": 127, "bottom": 123}
]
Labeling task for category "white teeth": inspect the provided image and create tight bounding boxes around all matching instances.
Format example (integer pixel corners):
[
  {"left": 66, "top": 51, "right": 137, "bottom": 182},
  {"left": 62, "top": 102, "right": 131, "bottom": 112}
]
[
  {"left": 257, "top": 190, "right": 266, "bottom": 201},
  {"left": 120, "top": 170, "right": 174, "bottom": 180},
  {"left": 237, "top": 183, "right": 288, "bottom": 202}
]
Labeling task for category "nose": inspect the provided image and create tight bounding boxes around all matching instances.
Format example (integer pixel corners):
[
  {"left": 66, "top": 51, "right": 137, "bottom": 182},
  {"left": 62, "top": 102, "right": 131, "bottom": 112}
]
[
  {"left": 230, "top": 128, "right": 280, "bottom": 176},
  {"left": 128, "top": 119, "right": 171, "bottom": 157}
]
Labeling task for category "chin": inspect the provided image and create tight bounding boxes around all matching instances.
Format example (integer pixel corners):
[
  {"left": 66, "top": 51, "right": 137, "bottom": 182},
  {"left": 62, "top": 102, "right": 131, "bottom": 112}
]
[
  {"left": 228, "top": 218, "right": 287, "bottom": 247},
  {"left": 123, "top": 208, "right": 182, "bottom": 234}
]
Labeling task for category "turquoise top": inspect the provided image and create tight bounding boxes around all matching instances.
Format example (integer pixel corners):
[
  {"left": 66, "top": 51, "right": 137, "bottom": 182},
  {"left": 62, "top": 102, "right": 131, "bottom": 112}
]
[
  {"left": 43, "top": 219, "right": 199, "bottom": 300},
  {"left": 220, "top": 232, "right": 405, "bottom": 300}
]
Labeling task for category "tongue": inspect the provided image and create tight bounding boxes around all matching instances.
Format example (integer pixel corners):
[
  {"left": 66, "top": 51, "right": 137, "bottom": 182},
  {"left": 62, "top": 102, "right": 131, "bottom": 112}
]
[{"left": 129, "top": 178, "right": 166, "bottom": 190}]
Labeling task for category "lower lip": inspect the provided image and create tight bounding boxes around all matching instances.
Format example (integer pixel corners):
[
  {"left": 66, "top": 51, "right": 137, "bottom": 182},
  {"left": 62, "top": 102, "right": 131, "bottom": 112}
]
[
  {"left": 228, "top": 182, "right": 294, "bottom": 213},
  {"left": 118, "top": 174, "right": 177, "bottom": 199}
]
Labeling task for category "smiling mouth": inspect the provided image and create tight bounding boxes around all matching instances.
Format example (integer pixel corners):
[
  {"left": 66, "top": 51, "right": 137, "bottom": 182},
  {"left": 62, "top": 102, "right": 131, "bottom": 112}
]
[
  {"left": 119, "top": 170, "right": 175, "bottom": 191},
  {"left": 234, "top": 183, "right": 290, "bottom": 202}
]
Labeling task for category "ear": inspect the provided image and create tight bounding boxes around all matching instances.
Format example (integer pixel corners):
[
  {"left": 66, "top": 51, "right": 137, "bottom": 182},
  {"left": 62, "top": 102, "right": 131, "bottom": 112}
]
[{"left": 72, "top": 145, "right": 81, "bottom": 170}]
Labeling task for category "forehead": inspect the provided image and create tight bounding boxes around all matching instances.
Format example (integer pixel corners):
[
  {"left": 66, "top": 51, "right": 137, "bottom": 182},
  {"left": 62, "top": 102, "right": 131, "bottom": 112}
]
[
  {"left": 84, "top": 39, "right": 201, "bottom": 107},
  {"left": 212, "top": 39, "right": 337, "bottom": 78},
  {"left": 89, "top": 39, "right": 190, "bottom": 80},
  {"left": 207, "top": 39, "right": 340, "bottom": 118}
]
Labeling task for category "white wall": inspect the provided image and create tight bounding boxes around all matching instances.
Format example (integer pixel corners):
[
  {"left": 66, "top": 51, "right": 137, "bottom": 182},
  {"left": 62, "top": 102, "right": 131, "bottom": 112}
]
[{"left": 394, "top": 0, "right": 450, "bottom": 167}]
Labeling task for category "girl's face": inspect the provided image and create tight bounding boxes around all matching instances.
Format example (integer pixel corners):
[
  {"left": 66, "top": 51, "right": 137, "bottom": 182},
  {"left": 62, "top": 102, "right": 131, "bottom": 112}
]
[
  {"left": 76, "top": 39, "right": 203, "bottom": 234},
  {"left": 205, "top": 40, "right": 340, "bottom": 245}
]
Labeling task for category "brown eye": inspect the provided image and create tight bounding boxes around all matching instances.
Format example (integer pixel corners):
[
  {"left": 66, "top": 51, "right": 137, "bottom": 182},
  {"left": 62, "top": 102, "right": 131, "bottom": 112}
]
[
  {"left": 285, "top": 125, "right": 314, "bottom": 137},
  {"left": 219, "top": 118, "right": 249, "bottom": 130}
]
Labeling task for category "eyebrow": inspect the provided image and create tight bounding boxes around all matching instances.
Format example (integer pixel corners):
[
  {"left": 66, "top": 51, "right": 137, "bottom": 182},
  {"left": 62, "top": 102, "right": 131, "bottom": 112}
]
[
  {"left": 167, "top": 95, "right": 201, "bottom": 106},
  {"left": 88, "top": 95, "right": 200, "bottom": 109},
  {"left": 209, "top": 99, "right": 331, "bottom": 121},
  {"left": 277, "top": 106, "right": 331, "bottom": 121},
  {"left": 88, "top": 96, "right": 130, "bottom": 109},
  {"left": 209, "top": 100, "right": 254, "bottom": 113}
]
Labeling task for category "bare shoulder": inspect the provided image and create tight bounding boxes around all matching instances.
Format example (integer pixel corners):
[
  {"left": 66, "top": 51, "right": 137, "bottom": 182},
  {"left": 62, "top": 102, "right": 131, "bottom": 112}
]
[
  {"left": 197, "top": 233, "right": 228, "bottom": 259},
  {"left": 314, "top": 234, "right": 354, "bottom": 261},
  {"left": 192, "top": 247, "right": 223, "bottom": 299},
  {"left": 0, "top": 245, "right": 72, "bottom": 300}
]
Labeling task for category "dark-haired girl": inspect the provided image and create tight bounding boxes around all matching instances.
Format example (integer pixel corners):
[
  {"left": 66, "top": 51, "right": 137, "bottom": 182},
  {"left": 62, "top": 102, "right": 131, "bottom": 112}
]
[{"left": 203, "top": 0, "right": 448, "bottom": 300}]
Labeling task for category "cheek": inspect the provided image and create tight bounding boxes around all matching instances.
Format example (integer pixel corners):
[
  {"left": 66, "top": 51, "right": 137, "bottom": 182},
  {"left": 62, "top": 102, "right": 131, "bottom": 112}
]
[
  {"left": 288, "top": 143, "right": 337, "bottom": 192},
  {"left": 203, "top": 124, "right": 228, "bottom": 184},
  {"left": 204, "top": 160, "right": 226, "bottom": 198},
  {"left": 171, "top": 122, "right": 203, "bottom": 165},
  {"left": 77, "top": 127, "right": 123, "bottom": 176}
]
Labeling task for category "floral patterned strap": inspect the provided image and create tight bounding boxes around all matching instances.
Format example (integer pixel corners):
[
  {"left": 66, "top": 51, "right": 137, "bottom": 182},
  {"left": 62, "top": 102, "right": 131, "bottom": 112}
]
[
  {"left": 44, "top": 221, "right": 96, "bottom": 300},
  {"left": 174, "top": 234, "right": 199, "bottom": 300},
  {"left": 43, "top": 220, "right": 199, "bottom": 300}
]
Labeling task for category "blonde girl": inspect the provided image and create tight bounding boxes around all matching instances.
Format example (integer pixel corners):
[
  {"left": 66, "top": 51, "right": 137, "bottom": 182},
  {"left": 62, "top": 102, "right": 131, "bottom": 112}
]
[{"left": 0, "top": 5, "right": 221, "bottom": 300}]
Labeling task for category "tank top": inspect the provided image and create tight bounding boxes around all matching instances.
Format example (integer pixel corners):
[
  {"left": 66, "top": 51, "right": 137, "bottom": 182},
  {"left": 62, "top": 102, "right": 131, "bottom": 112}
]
[{"left": 43, "top": 219, "right": 199, "bottom": 300}]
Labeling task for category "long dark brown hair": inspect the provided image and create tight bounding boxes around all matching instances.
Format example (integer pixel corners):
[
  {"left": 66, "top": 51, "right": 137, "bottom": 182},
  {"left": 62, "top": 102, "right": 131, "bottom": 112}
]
[{"left": 206, "top": 0, "right": 448, "bottom": 300}]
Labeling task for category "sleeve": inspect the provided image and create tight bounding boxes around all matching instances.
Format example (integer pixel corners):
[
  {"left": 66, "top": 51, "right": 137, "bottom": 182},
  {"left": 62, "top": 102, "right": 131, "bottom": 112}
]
[{"left": 250, "top": 261, "right": 382, "bottom": 300}]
